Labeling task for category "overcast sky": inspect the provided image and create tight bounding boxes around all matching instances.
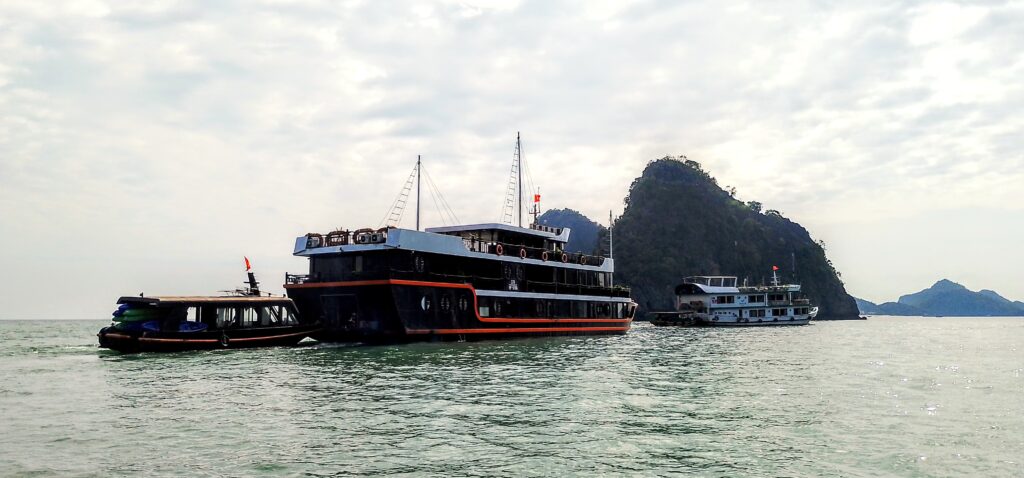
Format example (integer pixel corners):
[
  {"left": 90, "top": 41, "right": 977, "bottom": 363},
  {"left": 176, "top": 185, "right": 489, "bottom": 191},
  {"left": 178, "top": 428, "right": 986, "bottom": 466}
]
[{"left": 2, "top": 0, "right": 1023, "bottom": 318}]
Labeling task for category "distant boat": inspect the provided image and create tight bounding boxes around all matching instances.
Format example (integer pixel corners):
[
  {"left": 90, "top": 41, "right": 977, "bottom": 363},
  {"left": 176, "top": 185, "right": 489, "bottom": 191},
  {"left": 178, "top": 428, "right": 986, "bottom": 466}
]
[{"left": 651, "top": 271, "right": 814, "bottom": 327}]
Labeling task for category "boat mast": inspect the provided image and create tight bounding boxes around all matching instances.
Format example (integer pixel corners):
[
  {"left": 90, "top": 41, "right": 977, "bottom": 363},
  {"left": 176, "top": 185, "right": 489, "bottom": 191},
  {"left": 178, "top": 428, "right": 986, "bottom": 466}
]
[
  {"left": 517, "top": 132, "right": 523, "bottom": 228},
  {"left": 416, "top": 155, "right": 421, "bottom": 231},
  {"left": 609, "top": 210, "right": 614, "bottom": 287}
]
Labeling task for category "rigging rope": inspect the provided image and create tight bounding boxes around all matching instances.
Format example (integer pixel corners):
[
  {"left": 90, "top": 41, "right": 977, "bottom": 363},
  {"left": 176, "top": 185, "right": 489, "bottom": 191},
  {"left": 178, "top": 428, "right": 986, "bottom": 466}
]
[
  {"left": 378, "top": 162, "right": 418, "bottom": 228},
  {"left": 421, "top": 165, "right": 461, "bottom": 225}
]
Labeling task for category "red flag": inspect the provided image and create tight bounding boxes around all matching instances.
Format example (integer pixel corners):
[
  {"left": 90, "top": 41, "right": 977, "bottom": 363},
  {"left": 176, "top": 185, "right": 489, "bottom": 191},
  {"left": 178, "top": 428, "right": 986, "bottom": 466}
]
[
  {"left": 244, "top": 256, "right": 252, "bottom": 271},
  {"left": 534, "top": 194, "right": 541, "bottom": 203},
  {"left": 772, "top": 265, "right": 779, "bottom": 271}
]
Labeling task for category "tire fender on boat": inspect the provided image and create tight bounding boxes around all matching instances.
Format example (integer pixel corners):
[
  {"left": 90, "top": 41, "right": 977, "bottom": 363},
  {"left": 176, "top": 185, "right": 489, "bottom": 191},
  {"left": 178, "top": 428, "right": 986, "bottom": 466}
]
[{"left": 220, "top": 334, "right": 230, "bottom": 347}]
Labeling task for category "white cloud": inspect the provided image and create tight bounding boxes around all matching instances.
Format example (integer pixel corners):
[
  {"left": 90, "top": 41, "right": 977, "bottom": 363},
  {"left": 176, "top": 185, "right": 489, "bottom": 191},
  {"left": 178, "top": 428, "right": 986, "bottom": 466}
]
[{"left": 1, "top": 0, "right": 1023, "bottom": 317}]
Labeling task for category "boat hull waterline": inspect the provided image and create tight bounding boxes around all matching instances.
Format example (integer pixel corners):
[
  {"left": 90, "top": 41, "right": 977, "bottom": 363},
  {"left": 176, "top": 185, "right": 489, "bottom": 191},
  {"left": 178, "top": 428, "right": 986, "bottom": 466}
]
[{"left": 98, "top": 325, "right": 322, "bottom": 353}]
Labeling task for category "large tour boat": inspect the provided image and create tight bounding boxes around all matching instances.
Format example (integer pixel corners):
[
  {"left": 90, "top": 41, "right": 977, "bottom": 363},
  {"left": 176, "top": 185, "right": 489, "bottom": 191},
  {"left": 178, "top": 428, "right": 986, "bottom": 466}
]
[
  {"left": 284, "top": 136, "right": 637, "bottom": 342},
  {"left": 651, "top": 270, "right": 814, "bottom": 327}
]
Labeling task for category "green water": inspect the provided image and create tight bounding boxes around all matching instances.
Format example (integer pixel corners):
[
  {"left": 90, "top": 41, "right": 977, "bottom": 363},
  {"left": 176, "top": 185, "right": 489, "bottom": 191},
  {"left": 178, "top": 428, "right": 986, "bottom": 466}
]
[{"left": 0, "top": 318, "right": 1021, "bottom": 477}]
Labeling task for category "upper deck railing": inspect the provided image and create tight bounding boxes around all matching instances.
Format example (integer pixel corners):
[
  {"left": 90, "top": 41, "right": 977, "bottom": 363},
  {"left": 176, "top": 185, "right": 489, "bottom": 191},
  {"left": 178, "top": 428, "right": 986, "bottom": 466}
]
[
  {"left": 285, "top": 271, "right": 631, "bottom": 298},
  {"left": 300, "top": 227, "right": 606, "bottom": 267}
]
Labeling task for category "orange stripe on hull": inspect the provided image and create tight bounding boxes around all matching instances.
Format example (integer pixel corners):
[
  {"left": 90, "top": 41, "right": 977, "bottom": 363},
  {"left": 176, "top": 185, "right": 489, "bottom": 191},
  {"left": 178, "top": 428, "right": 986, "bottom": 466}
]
[
  {"left": 107, "top": 332, "right": 314, "bottom": 344},
  {"left": 284, "top": 278, "right": 634, "bottom": 326},
  {"left": 227, "top": 331, "right": 315, "bottom": 342},
  {"left": 405, "top": 326, "right": 630, "bottom": 335},
  {"left": 138, "top": 337, "right": 220, "bottom": 344}
]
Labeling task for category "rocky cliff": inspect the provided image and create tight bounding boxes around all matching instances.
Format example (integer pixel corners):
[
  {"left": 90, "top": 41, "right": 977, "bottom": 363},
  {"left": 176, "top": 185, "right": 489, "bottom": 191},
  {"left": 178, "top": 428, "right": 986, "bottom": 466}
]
[{"left": 609, "top": 157, "right": 861, "bottom": 319}]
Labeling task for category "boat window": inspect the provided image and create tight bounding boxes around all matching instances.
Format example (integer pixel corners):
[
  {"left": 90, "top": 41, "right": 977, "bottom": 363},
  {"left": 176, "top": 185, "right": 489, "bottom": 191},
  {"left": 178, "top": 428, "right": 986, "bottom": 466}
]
[
  {"left": 354, "top": 255, "right": 363, "bottom": 273},
  {"left": 723, "top": 278, "right": 736, "bottom": 287},
  {"left": 747, "top": 295, "right": 764, "bottom": 303},
  {"left": 261, "top": 306, "right": 277, "bottom": 326},
  {"left": 479, "top": 297, "right": 490, "bottom": 317},
  {"left": 216, "top": 307, "right": 238, "bottom": 328},
  {"left": 283, "top": 307, "right": 298, "bottom": 325},
  {"left": 710, "top": 278, "right": 723, "bottom": 287},
  {"left": 186, "top": 307, "right": 199, "bottom": 322},
  {"left": 241, "top": 307, "right": 261, "bottom": 327}
]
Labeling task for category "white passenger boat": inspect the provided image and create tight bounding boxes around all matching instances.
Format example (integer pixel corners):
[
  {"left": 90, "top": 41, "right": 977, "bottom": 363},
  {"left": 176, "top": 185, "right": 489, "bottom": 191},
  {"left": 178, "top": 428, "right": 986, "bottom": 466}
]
[{"left": 651, "top": 271, "right": 813, "bottom": 327}]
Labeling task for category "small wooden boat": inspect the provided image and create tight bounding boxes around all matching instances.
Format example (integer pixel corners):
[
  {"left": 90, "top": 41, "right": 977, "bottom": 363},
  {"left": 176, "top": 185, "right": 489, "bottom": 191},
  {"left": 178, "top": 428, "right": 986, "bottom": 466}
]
[{"left": 98, "top": 269, "right": 321, "bottom": 353}]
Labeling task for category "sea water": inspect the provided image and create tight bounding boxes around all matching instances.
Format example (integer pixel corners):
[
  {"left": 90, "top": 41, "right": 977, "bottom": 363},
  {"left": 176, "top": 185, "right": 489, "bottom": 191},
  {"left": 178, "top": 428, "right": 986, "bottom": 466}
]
[{"left": 0, "top": 317, "right": 1021, "bottom": 477}]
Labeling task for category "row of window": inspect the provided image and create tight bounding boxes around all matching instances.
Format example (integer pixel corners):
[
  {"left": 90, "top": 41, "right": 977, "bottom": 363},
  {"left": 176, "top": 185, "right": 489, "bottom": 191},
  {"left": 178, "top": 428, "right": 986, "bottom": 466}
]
[
  {"left": 739, "top": 308, "right": 811, "bottom": 318},
  {"left": 713, "top": 294, "right": 793, "bottom": 304},
  {"left": 471, "top": 297, "right": 632, "bottom": 319},
  {"left": 310, "top": 253, "right": 614, "bottom": 290},
  {"left": 181, "top": 306, "right": 299, "bottom": 328}
]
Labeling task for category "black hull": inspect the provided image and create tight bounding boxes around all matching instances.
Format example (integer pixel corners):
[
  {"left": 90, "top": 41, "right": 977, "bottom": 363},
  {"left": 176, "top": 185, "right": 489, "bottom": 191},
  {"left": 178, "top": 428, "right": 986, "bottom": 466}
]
[
  {"left": 286, "top": 279, "right": 633, "bottom": 344},
  {"left": 97, "top": 325, "right": 321, "bottom": 353}
]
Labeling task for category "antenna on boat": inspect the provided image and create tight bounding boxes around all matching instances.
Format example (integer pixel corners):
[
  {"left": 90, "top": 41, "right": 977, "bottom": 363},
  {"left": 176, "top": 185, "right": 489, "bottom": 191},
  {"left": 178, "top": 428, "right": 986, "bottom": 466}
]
[
  {"left": 609, "top": 210, "right": 614, "bottom": 287},
  {"left": 517, "top": 132, "right": 523, "bottom": 227},
  {"left": 416, "top": 155, "right": 421, "bottom": 231}
]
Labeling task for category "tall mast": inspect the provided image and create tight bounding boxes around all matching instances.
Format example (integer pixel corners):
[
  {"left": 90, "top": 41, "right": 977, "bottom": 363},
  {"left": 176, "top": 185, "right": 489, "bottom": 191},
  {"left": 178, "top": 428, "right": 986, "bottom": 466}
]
[
  {"left": 609, "top": 211, "right": 614, "bottom": 259},
  {"left": 609, "top": 210, "right": 614, "bottom": 287},
  {"left": 416, "top": 155, "right": 421, "bottom": 231},
  {"left": 517, "top": 132, "right": 523, "bottom": 228}
]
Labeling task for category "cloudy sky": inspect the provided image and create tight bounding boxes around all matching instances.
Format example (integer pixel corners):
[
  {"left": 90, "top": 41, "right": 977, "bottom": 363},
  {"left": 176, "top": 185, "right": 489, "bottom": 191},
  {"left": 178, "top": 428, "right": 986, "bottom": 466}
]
[{"left": 2, "top": 0, "right": 1022, "bottom": 318}]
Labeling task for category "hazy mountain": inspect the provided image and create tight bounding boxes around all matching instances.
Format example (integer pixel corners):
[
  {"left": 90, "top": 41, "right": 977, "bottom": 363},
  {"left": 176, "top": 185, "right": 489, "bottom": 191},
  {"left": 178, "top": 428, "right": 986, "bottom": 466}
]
[
  {"left": 859, "top": 280, "right": 1024, "bottom": 316},
  {"left": 895, "top": 279, "right": 1024, "bottom": 316},
  {"left": 855, "top": 297, "right": 878, "bottom": 314},
  {"left": 610, "top": 157, "right": 860, "bottom": 320},
  {"left": 537, "top": 208, "right": 605, "bottom": 254},
  {"left": 874, "top": 302, "right": 927, "bottom": 316},
  {"left": 979, "top": 289, "right": 1013, "bottom": 304}
]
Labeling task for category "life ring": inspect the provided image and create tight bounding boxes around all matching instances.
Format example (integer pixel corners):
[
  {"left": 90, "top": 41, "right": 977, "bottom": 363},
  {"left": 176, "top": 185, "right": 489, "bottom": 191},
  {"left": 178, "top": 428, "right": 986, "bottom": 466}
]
[
  {"left": 560, "top": 253, "right": 568, "bottom": 263},
  {"left": 579, "top": 255, "right": 588, "bottom": 265},
  {"left": 495, "top": 244, "right": 504, "bottom": 255},
  {"left": 541, "top": 251, "right": 549, "bottom": 261},
  {"left": 519, "top": 248, "right": 527, "bottom": 259}
]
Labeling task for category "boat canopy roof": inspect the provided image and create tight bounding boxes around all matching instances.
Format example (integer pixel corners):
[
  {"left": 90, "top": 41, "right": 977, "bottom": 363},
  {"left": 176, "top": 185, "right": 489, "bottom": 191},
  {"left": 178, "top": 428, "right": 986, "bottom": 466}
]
[
  {"left": 117, "top": 296, "right": 296, "bottom": 307},
  {"left": 682, "top": 276, "right": 738, "bottom": 287},
  {"left": 426, "top": 222, "right": 570, "bottom": 243}
]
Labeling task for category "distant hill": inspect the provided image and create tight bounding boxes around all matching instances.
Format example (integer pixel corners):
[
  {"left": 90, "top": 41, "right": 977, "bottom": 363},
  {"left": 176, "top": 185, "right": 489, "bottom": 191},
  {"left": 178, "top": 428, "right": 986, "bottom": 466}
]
[
  {"left": 855, "top": 297, "right": 878, "bottom": 314},
  {"left": 875, "top": 302, "right": 927, "bottom": 316},
  {"left": 855, "top": 280, "right": 1024, "bottom": 316},
  {"left": 537, "top": 208, "right": 605, "bottom": 254},
  {"left": 611, "top": 157, "right": 860, "bottom": 320}
]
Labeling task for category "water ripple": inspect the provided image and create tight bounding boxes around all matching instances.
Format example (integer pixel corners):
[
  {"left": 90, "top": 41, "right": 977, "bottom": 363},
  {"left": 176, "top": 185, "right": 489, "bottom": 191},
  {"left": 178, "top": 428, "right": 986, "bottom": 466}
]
[{"left": 0, "top": 318, "right": 1022, "bottom": 476}]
